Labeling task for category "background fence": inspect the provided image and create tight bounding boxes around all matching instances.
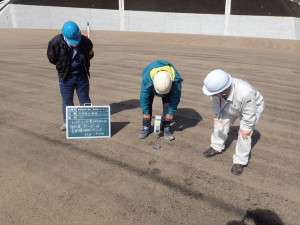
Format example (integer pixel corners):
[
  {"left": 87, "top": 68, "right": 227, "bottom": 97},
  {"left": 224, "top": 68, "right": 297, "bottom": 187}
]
[{"left": 1, "top": 0, "right": 300, "bottom": 39}]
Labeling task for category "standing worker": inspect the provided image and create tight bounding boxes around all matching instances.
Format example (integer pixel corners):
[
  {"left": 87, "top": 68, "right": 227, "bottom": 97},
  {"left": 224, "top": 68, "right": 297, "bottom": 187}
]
[
  {"left": 139, "top": 60, "right": 183, "bottom": 141},
  {"left": 202, "top": 69, "right": 264, "bottom": 175},
  {"left": 47, "top": 21, "right": 94, "bottom": 131}
]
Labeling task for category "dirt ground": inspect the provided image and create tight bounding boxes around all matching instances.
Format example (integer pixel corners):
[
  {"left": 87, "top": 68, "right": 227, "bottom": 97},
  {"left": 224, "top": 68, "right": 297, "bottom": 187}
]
[{"left": 0, "top": 28, "right": 299, "bottom": 225}]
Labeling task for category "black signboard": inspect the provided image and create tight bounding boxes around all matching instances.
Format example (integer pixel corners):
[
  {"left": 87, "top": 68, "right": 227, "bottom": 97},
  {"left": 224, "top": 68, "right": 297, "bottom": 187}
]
[{"left": 66, "top": 106, "right": 111, "bottom": 139}]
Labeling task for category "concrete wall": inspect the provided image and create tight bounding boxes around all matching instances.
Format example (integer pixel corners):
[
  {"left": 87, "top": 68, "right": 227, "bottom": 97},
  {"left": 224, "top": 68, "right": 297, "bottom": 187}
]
[{"left": 0, "top": 4, "right": 299, "bottom": 40}]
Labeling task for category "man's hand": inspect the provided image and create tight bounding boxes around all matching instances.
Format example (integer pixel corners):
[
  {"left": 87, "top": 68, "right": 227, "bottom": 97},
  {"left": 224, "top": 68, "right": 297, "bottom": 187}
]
[
  {"left": 238, "top": 129, "right": 251, "bottom": 140},
  {"left": 214, "top": 119, "right": 223, "bottom": 124},
  {"left": 214, "top": 119, "right": 224, "bottom": 130},
  {"left": 143, "top": 114, "right": 151, "bottom": 120},
  {"left": 165, "top": 114, "right": 173, "bottom": 121}
]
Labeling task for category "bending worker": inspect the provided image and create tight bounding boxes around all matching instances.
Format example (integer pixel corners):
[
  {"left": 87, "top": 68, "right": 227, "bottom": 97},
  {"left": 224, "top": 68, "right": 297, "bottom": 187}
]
[
  {"left": 202, "top": 69, "right": 264, "bottom": 175},
  {"left": 139, "top": 60, "right": 183, "bottom": 141},
  {"left": 47, "top": 21, "right": 94, "bottom": 131}
]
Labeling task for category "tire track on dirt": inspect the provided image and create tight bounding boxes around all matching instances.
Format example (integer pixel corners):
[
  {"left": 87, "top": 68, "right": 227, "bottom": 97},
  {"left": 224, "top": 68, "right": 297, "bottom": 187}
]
[{"left": 0, "top": 120, "right": 247, "bottom": 217}]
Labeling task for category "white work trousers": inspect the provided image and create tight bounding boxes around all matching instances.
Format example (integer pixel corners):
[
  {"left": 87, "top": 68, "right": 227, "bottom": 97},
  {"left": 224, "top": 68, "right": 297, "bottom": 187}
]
[{"left": 210, "top": 112, "right": 263, "bottom": 165}]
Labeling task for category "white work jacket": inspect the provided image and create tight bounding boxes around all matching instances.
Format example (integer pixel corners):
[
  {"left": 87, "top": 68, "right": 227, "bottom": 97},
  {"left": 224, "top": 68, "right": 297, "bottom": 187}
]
[{"left": 211, "top": 78, "right": 264, "bottom": 131}]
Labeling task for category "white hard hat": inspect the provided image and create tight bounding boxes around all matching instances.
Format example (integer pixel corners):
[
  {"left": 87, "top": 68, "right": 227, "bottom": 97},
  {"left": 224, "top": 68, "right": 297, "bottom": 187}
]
[
  {"left": 202, "top": 69, "right": 232, "bottom": 96},
  {"left": 153, "top": 71, "right": 172, "bottom": 94}
]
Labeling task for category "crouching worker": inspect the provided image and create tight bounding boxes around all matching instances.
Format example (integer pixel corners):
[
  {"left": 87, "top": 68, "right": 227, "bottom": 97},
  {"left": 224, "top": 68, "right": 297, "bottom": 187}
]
[
  {"left": 139, "top": 60, "right": 183, "bottom": 141},
  {"left": 202, "top": 69, "right": 264, "bottom": 175}
]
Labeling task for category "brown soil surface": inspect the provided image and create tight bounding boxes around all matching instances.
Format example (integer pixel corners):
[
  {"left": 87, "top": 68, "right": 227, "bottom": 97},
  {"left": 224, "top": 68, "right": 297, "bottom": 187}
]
[{"left": 0, "top": 29, "right": 299, "bottom": 225}]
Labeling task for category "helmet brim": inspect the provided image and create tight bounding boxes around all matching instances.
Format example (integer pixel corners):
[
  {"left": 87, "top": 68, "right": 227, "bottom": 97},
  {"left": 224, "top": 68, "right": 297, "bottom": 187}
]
[
  {"left": 154, "top": 86, "right": 171, "bottom": 94},
  {"left": 64, "top": 34, "right": 81, "bottom": 44}
]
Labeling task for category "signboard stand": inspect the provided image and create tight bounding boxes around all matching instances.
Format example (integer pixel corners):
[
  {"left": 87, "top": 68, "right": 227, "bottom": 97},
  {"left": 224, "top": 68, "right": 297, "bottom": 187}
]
[{"left": 66, "top": 105, "right": 111, "bottom": 139}]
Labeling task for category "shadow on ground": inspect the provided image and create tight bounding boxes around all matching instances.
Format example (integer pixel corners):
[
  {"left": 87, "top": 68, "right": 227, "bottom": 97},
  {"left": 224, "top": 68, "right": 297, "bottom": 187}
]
[
  {"left": 227, "top": 208, "right": 285, "bottom": 225},
  {"left": 225, "top": 126, "right": 261, "bottom": 150},
  {"left": 111, "top": 122, "right": 130, "bottom": 137},
  {"left": 110, "top": 99, "right": 140, "bottom": 115},
  {"left": 109, "top": 99, "right": 140, "bottom": 136},
  {"left": 171, "top": 108, "right": 202, "bottom": 132}
]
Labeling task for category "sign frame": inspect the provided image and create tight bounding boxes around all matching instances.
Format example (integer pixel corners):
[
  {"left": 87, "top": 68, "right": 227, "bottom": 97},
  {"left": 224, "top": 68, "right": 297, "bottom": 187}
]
[{"left": 66, "top": 105, "right": 111, "bottom": 139}]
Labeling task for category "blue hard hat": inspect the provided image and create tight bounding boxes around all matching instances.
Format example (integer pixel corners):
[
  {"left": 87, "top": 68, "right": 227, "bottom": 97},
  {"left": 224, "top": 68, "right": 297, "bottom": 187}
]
[{"left": 62, "top": 21, "right": 81, "bottom": 44}]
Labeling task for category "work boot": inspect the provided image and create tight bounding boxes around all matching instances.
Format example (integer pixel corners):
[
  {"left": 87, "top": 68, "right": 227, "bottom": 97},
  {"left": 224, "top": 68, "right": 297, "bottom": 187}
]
[
  {"left": 138, "top": 126, "right": 150, "bottom": 139},
  {"left": 60, "top": 124, "right": 66, "bottom": 131},
  {"left": 231, "top": 164, "right": 244, "bottom": 175},
  {"left": 163, "top": 127, "right": 175, "bottom": 141},
  {"left": 203, "top": 147, "right": 221, "bottom": 158}
]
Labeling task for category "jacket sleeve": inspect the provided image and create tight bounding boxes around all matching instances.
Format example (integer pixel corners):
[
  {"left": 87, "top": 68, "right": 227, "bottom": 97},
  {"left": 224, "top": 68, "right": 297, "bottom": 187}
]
[
  {"left": 167, "top": 81, "right": 182, "bottom": 115},
  {"left": 88, "top": 38, "right": 94, "bottom": 60},
  {"left": 140, "top": 81, "right": 152, "bottom": 115},
  {"left": 240, "top": 92, "right": 257, "bottom": 131},
  {"left": 47, "top": 39, "right": 57, "bottom": 65}
]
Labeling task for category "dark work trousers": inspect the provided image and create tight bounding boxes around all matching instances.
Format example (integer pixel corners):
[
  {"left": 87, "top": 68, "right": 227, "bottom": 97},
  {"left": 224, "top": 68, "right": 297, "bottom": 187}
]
[
  {"left": 59, "top": 75, "right": 91, "bottom": 123},
  {"left": 142, "top": 93, "right": 170, "bottom": 129}
]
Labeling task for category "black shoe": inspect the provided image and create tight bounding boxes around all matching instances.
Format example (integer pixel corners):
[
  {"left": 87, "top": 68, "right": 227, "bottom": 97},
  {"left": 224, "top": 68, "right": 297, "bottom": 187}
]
[
  {"left": 231, "top": 164, "right": 244, "bottom": 175},
  {"left": 203, "top": 147, "right": 221, "bottom": 158}
]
